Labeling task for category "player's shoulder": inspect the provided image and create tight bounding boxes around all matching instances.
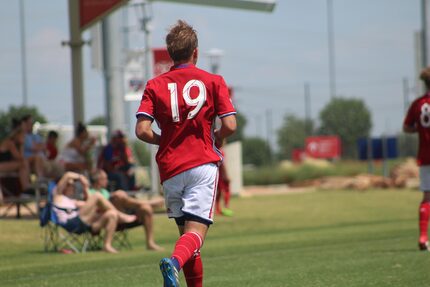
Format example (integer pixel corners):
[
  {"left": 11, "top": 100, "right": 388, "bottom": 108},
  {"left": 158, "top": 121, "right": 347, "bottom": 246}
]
[{"left": 412, "top": 94, "right": 430, "bottom": 106}]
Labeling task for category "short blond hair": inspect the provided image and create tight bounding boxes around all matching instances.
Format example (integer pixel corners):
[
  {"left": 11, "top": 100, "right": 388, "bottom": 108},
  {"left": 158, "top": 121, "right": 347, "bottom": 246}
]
[
  {"left": 166, "top": 20, "right": 198, "bottom": 62},
  {"left": 420, "top": 67, "right": 430, "bottom": 88}
]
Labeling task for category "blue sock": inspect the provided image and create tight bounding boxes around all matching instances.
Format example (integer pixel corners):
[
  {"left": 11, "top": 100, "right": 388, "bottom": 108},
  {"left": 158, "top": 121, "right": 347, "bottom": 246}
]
[{"left": 170, "top": 257, "right": 181, "bottom": 271}]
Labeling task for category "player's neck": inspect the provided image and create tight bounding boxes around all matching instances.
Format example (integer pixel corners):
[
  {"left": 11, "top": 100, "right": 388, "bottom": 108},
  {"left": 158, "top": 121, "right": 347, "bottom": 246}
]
[{"left": 174, "top": 61, "right": 194, "bottom": 68}]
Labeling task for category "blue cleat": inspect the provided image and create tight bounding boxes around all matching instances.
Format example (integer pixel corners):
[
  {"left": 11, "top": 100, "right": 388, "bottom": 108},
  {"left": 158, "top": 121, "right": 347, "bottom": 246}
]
[{"left": 159, "top": 258, "right": 180, "bottom": 287}]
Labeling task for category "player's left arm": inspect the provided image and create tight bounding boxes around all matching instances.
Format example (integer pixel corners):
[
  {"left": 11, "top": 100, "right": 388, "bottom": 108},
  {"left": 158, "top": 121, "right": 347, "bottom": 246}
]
[
  {"left": 214, "top": 76, "right": 237, "bottom": 142},
  {"left": 135, "top": 116, "right": 161, "bottom": 145},
  {"left": 214, "top": 115, "right": 236, "bottom": 144}
]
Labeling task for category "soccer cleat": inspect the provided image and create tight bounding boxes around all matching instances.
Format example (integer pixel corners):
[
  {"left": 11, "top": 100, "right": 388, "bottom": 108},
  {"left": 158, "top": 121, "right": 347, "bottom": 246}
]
[
  {"left": 418, "top": 241, "right": 430, "bottom": 251},
  {"left": 159, "top": 258, "right": 180, "bottom": 287}
]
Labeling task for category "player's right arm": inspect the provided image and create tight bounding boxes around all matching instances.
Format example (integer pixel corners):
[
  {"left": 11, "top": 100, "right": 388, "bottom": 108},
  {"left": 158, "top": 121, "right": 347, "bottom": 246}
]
[
  {"left": 403, "top": 101, "right": 418, "bottom": 133},
  {"left": 403, "top": 124, "right": 417, "bottom": 133},
  {"left": 135, "top": 81, "right": 160, "bottom": 145},
  {"left": 135, "top": 116, "right": 160, "bottom": 145}
]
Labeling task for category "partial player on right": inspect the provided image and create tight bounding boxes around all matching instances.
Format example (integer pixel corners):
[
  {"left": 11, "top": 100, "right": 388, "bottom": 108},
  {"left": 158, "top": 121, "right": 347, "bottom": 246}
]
[{"left": 403, "top": 66, "right": 430, "bottom": 251}]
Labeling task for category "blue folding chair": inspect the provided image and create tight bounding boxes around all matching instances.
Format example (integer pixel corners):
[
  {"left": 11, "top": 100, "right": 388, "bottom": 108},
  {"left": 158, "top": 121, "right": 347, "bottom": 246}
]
[
  {"left": 39, "top": 181, "right": 140, "bottom": 253},
  {"left": 39, "top": 181, "right": 98, "bottom": 253}
]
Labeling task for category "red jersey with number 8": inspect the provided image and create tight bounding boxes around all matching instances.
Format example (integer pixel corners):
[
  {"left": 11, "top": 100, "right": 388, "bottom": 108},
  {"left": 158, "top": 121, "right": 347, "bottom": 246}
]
[
  {"left": 404, "top": 93, "right": 430, "bottom": 166},
  {"left": 136, "top": 64, "right": 236, "bottom": 182}
]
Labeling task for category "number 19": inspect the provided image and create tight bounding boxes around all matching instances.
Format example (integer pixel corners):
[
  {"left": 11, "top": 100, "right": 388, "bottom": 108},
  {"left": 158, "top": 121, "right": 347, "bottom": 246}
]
[{"left": 168, "top": 80, "right": 207, "bottom": 122}]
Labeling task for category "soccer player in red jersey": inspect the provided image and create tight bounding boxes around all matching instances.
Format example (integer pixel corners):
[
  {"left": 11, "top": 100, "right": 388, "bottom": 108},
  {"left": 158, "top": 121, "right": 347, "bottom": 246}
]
[
  {"left": 135, "top": 20, "right": 237, "bottom": 287},
  {"left": 403, "top": 67, "right": 430, "bottom": 251},
  {"left": 215, "top": 145, "right": 233, "bottom": 216}
]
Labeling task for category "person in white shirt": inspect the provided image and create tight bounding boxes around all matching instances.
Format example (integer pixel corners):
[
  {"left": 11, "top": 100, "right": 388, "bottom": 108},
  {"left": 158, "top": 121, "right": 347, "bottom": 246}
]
[{"left": 53, "top": 172, "right": 136, "bottom": 253}]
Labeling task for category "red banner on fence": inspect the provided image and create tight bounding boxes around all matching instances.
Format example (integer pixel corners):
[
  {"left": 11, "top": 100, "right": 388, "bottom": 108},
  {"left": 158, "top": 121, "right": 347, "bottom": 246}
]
[
  {"left": 80, "top": 0, "right": 127, "bottom": 31},
  {"left": 305, "top": 136, "right": 341, "bottom": 159},
  {"left": 153, "top": 48, "right": 174, "bottom": 77}
]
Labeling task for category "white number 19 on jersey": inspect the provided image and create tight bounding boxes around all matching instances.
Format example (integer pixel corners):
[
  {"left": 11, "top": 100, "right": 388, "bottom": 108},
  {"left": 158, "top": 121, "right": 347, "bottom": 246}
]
[{"left": 168, "top": 80, "right": 207, "bottom": 122}]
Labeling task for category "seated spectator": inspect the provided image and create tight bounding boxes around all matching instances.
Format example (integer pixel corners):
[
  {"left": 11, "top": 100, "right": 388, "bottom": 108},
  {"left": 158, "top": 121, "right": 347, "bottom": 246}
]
[
  {"left": 98, "top": 130, "right": 136, "bottom": 190},
  {"left": 21, "top": 116, "right": 63, "bottom": 181},
  {"left": 21, "top": 115, "right": 45, "bottom": 177},
  {"left": 89, "top": 169, "right": 164, "bottom": 251},
  {"left": 0, "top": 126, "right": 32, "bottom": 192},
  {"left": 53, "top": 172, "right": 137, "bottom": 253},
  {"left": 46, "top": 130, "right": 59, "bottom": 160},
  {"left": 57, "top": 123, "right": 96, "bottom": 175}
]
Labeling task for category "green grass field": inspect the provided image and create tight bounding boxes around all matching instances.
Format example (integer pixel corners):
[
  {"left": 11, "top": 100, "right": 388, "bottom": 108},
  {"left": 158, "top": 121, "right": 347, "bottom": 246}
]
[{"left": 1, "top": 188, "right": 430, "bottom": 287}]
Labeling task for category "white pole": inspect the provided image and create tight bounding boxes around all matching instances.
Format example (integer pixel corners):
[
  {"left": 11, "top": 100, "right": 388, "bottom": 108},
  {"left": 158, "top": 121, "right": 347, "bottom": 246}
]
[
  {"left": 327, "top": 0, "right": 336, "bottom": 99},
  {"left": 19, "top": 0, "right": 28, "bottom": 106},
  {"left": 140, "top": 2, "right": 160, "bottom": 196},
  {"left": 102, "top": 9, "right": 126, "bottom": 138},
  {"left": 68, "top": 0, "right": 85, "bottom": 126}
]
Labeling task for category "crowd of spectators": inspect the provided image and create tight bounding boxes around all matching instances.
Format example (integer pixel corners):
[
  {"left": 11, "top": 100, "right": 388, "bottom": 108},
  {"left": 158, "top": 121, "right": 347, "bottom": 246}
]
[{"left": 0, "top": 114, "right": 162, "bottom": 253}]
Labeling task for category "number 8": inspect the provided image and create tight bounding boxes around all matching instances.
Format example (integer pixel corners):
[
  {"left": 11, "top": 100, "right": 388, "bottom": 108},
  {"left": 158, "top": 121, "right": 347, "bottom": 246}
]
[
  {"left": 168, "top": 80, "right": 207, "bottom": 122},
  {"left": 421, "top": 103, "right": 430, "bottom": 128}
]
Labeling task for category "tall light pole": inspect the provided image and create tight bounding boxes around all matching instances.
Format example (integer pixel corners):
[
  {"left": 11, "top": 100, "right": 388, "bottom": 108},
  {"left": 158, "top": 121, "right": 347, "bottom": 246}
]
[
  {"left": 206, "top": 48, "right": 224, "bottom": 74},
  {"left": 327, "top": 0, "right": 336, "bottom": 99},
  {"left": 422, "top": 0, "right": 428, "bottom": 67},
  {"left": 67, "top": 0, "right": 85, "bottom": 127},
  {"left": 304, "top": 82, "right": 311, "bottom": 135},
  {"left": 19, "top": 0, "right": 28, "bottom": 106}
]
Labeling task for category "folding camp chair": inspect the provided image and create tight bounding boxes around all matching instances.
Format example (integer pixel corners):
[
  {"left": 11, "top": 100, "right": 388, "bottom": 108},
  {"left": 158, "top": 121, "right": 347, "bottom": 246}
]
[
  {"left": 40, "top": 181, "right": 98, "bottom": 253},
  {"left": 0, "top": 172, "right": 38, "bottom": 218},
  {"left": 112, "top": 220, "right": 141, "bottom": 250},
  {"left": 40, "top": 182, "right": 140, "bottom": 253}
]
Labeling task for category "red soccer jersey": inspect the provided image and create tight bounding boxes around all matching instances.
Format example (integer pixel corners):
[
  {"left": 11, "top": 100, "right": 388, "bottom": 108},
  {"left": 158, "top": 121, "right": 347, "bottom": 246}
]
[
  {"left": 136, "top": 64, "right": 236, "bottom": 182},
  {"left": 404, "top": 93, "right": 430, "bottom": 165}
]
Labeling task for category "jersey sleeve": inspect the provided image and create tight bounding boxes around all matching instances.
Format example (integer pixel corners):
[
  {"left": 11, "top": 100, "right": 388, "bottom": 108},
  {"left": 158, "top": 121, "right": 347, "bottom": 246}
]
[
  {"left": 215, "top": 76, "right": 236, "bottom": 118},
  {"left": 136, "top": 81, "right": 156, "bottom": 121}
]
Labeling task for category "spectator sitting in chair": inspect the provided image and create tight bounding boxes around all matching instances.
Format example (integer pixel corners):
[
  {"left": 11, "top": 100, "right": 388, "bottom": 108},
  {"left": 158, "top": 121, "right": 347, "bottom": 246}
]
[
  {"left": 89, "top": 169, "right": 164, "bottom": 251},
  {"left": 57, "top": 123, "right": 96, "bottom": 175},
  {"left": 46, "top": 130, "right": 59, "bottom": 161},
  {"left": 97, "top": 130, "right": 136, "bottom": 191},
  {"left": 21, "top": 114, "right": 46, "bottom": 178},
  {"left": 53, "top": 171, "right": 137, "bottom": 254},
  {"left": 21, "top": 116, "right": 63, "bottom": 180}
]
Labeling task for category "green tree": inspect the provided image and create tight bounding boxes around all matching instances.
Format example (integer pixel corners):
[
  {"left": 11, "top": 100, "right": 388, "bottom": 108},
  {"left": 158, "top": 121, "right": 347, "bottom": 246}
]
[
  {"left": 87, "top": 115, "right": 107, "bottom": 126},
  {"left": 277, "top": 115, "right": 314, "bottom": 159},
  {"left": 0, "top": 105, "right": 47, "bottom": 140},
  {"left": 319, "top": 98, "right": 372, "bottom": 158},
  {"left": 227, "top": 111, "right": 246, "bottom": 143},
  {"left": 242, "top": 137, "right": 272, "bottom": 166}
]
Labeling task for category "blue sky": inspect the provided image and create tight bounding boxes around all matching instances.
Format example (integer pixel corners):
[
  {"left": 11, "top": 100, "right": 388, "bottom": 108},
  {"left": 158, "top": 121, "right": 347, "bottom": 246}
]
[{"left": 0, "top": 0, "right": 422, "bottom": 149}]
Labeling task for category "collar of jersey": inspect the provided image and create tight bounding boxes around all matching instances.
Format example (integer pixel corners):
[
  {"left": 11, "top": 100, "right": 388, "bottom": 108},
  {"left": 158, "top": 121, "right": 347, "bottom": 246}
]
[{"left": 170, "top": 63, "right": 195, "bottom": 71}]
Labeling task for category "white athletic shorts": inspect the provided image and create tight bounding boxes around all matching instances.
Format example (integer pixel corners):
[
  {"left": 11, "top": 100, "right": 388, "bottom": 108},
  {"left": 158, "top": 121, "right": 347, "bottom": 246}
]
[
  {"left": 162, "top": 163, "right": 219, "bottom": 224},
  {"left": 420, "top": 165, "right": 430, "bottom": 192}
]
